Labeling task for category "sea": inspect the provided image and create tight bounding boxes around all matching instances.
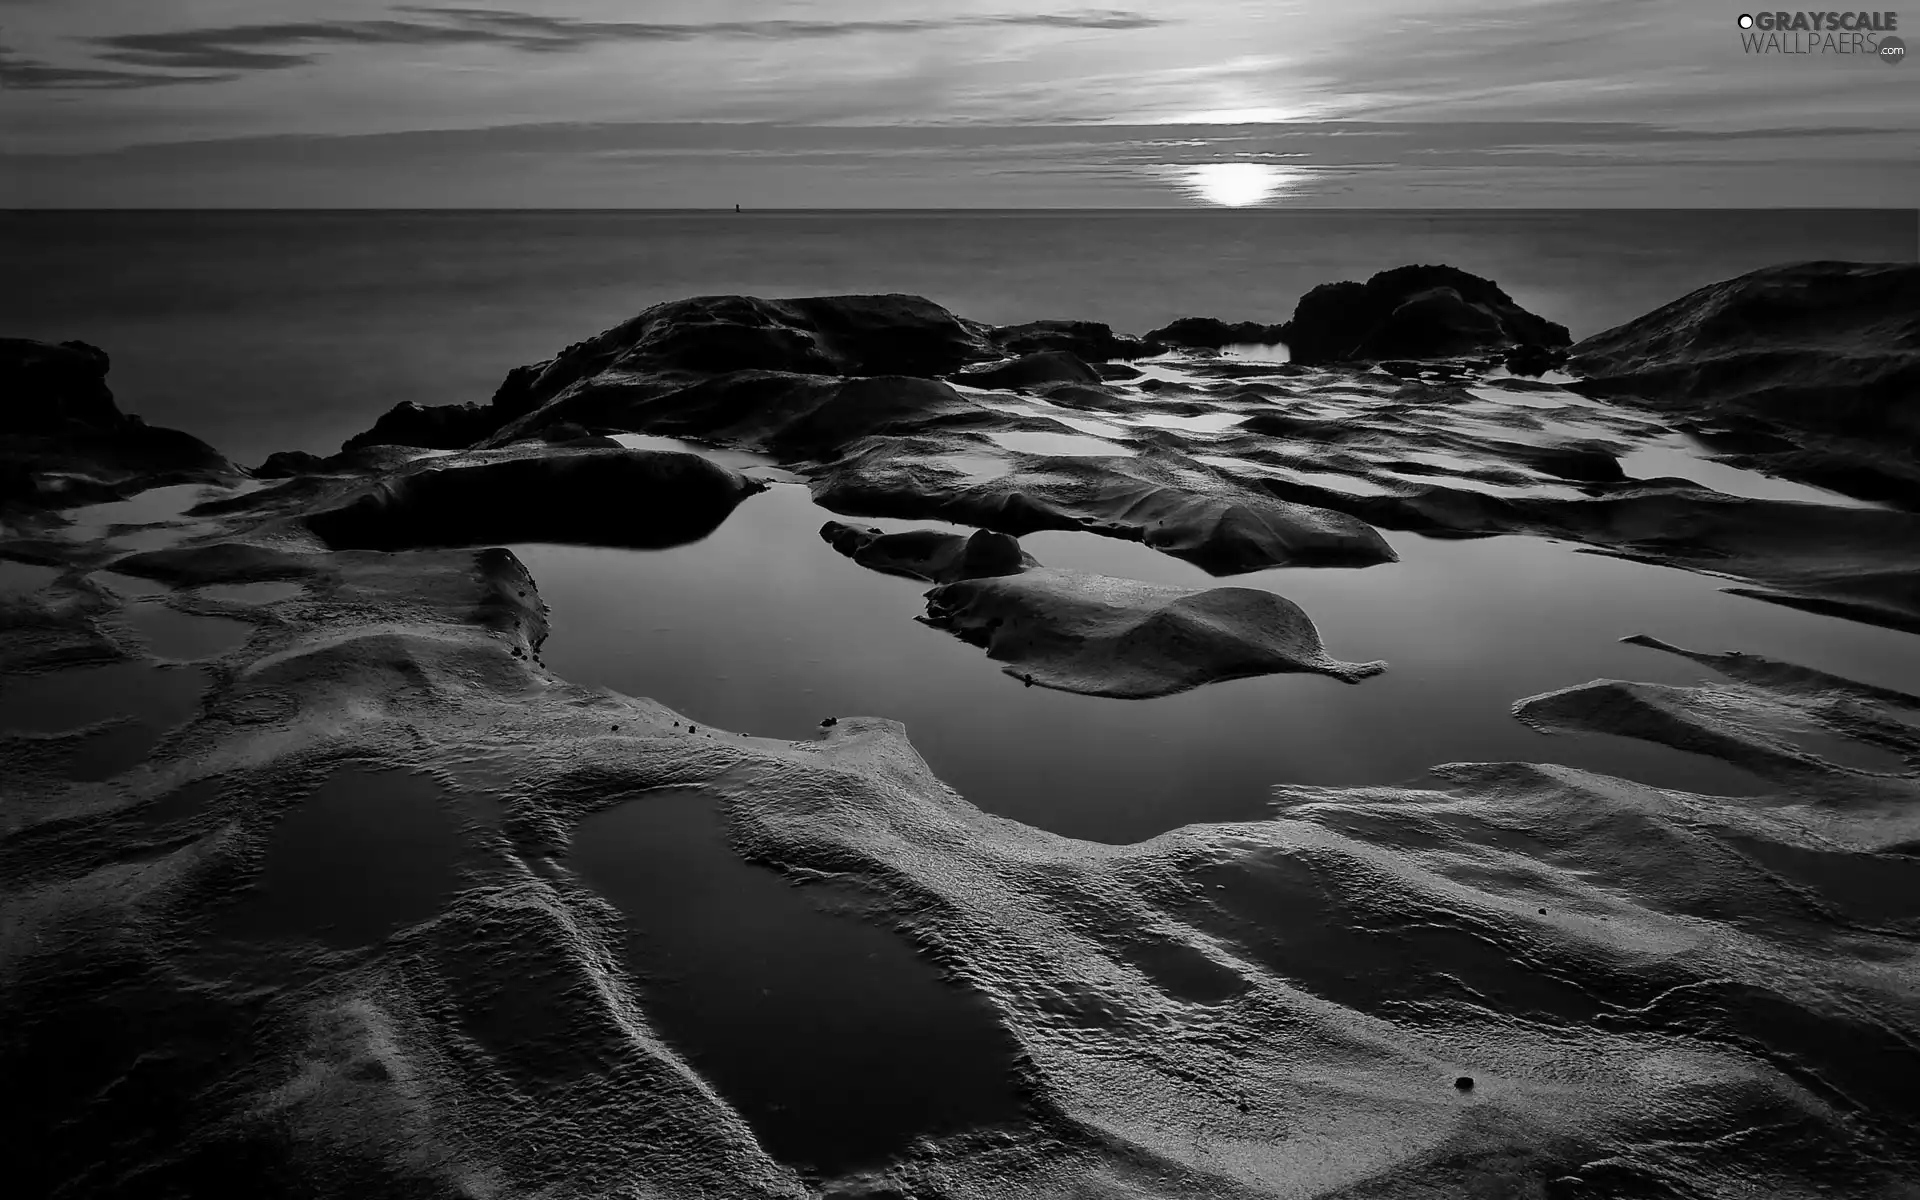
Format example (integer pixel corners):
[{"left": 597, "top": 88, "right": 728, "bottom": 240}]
[{"left": 5, "top": 209, "right": 1915, "bottom": 466}]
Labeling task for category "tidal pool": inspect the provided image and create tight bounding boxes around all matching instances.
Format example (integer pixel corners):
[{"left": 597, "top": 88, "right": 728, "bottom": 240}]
[
  {"left": 0, "top": 559, "right": 61, "bottom": 595},
  {"left": 515, "top": 479, "right": 1920, "bottom": 845},
  {"left": 570, "top": 788, "right": 1026, "bottom": 1177},
  {"left": 195, "top": 580, "right": 304, "bottom": 605},
  {"left": 1618, "top": 437, "right": 1884, "bottom": 509},
  {"left": 0, "top": 661, "right": 210, "bottom": 781},
  {"left": 124, "top": 602, "right": 252, "bottom": 661},
  {"left": 212, "top": 765, "right": 468, "bottom": 949}
]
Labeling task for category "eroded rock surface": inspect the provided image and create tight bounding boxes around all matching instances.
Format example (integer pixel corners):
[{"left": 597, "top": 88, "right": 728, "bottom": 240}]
[
  {"left": 925, "top": 568, "right": 1386, "bottom": 697},
  {"left": 1568, "top": 261, "right": 1920, "bottom": 509},
  {"left": 820, "top": 520, "right": 1386, "bottom": 697},
  {"left": 1568, "top": 260, "right": 1920, "bottom": 440},
  {"left": 816, "top": 448, "right": 1400, "bottom": 574},
  {"left": 491, "top": 293, "right": 995, "bottom": 421}
]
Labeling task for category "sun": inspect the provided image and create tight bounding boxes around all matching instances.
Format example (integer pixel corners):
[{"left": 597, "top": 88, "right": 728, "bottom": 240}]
[{"left": 1181, "top": 162, "right": 1296, "bottom": 208}]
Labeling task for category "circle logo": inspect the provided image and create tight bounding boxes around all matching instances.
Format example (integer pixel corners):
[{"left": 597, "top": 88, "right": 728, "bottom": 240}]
[
  {"left": 1881, "top": 35, "right": 1907, "bottom": 63},
  {"left": 1737, "top": 13, "right": 1754, "bottom": 28}
]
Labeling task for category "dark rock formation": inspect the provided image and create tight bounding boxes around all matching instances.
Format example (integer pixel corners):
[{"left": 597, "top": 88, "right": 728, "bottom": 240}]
[
  {"left": 489, "top": 294, "right": 994, "bottom": 422},
  {"left": 0, "top": 339, "right": 120, "bottom": 430},
  {"left": 987, "top": 320, "right": 1158, "bottom": 361},
  {"left": 1566, "top": 261, "right": 1920, "bottom": 442},
  {"left": 951, "top": 351, "right": 1101, "bottom": 391},
  {"left": 924, "top": 568, "right": 1386, "bottom": 697},
  {"left": 1143, "top": 317, "right": 1287, "bottom": 350},
  {"left": 304, "top": 448, "right": 765, "bottom": 551},
  {"left": 341, "top": 400, "right": 504, "bottom": 453},
  {"left": 0, "top": 338, "right": 234, "bottom": 507},
  {"left": 1504, "top": 342, "right": 1566, "bottom": 377},
  {"left": 816, "top": 450, "right": 1398, "bottom": 575},
  {"left": 1281, "top": 265, "right": 1571, "bottom": 365},
  {"left": 253, "top": 450, "right": 329, "bottom": 478},
  {"left": 493, "top": 371, "right": 998, "bottom": 458},
  {"left": 818, "top": 520, "right": 1386, "bottom": 697},
  {"left": 819, "top": 521, "right": 1033, "bottom": 584}
]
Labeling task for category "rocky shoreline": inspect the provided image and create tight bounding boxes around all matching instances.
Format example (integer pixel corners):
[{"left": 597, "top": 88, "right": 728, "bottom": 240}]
[{"left": 3, "top": 260, "right": 1918, "bottom": 1198}]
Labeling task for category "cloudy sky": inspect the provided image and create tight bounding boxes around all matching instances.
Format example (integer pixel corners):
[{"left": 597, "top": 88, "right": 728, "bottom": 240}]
[{"left": 3, "top": 1, "right": 1913, "bottom": 205}]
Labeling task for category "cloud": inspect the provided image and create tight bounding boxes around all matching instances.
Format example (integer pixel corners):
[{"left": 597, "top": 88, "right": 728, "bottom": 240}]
[
  {"left": 87, "top": 7, "right": 1170, "bottom": 74},
  {"left": 0, "top": 45, "right": 234, "bottom": 89}
]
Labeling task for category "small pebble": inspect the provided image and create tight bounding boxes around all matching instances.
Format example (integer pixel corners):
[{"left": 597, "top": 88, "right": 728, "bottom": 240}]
[
  {"left": 1538, "top": 907, "right": 1547, "bottom": 915},
  {"left": 821, "top": 717, "right": 838, "bottom": 727},
  {"left": 611, "top": 724, "right": 620, "bottom": 732},
  {"left": 1454, "top": 1076, "right": 1474, "bottom": 1091}
]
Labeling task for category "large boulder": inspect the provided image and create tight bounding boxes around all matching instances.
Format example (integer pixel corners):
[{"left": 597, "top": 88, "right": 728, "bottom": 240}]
[
  {"left": 304, "top": 448, "right": 765, "bottom": 551},
  {"left": 0, "top": 339, "right": 120, "bottom": 431},
  {"left": 489, "top": 294, "right": 994, "bottom": 421},
  {"left": 1566, "top": 261, "right": 1920, "bottom": 441},
  {"left": 987, "top": 320, "right": 1157, "bottom": 361},
  {"left": 1143, "top": 317, "right": 1287, "bottom": 350},
  {"left": 923, "top": 568, "right": 1387, "bottom": 698},
  {"left": 493, "top": 370, "right": 999, "bottom": 459},
  {"left": 252, "top": 450, "right": 330, "bottom": 479},
  {"left": 0, "top": 337, "right": 234, "bottom": 505},
  {"left": 1282, "top": 265, "right": 1570, "bottom": 365}
]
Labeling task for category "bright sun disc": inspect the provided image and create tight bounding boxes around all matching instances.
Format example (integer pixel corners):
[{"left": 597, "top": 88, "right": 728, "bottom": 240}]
[{"left": 1182, "top": 162, "right": 1293, "bottom": 208}]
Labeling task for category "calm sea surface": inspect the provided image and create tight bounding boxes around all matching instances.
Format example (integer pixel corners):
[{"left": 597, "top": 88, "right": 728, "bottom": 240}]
[{"left": 5, "top": 209, "right": 1914, "bottom": 465}]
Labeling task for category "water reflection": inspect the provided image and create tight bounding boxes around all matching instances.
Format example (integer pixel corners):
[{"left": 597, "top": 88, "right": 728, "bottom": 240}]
[
  {"left": 516, "top": 484, "right": 1920, "bottom": 845},
  {"left": 570, "top": 788, "right": 1025, "bottom": 1176}
]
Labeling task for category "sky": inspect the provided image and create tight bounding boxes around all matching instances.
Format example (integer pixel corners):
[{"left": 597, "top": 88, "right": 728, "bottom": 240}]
[{"left": 1, "top": 1, "right": 1914, "bottom": 206}]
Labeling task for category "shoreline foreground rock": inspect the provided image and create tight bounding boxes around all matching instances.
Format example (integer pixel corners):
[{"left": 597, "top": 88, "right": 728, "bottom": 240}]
[{"left": 5, "top": 260, "right": 1920, "bottom": 1198}]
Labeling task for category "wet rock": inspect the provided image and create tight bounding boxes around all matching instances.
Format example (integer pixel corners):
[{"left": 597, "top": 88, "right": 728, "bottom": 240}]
[
  {"left": 1281, "top": 265, "right": 1571, "bottom": 365},
  {"left": 816, "top": 451, "right": 1398, "bottom": 575},
  {"left": 1504, "top": 343, "right": 1566, "bottom": 377},
  {"left": 820, "top": 521, "right": 1035, "bottom": 584},
  {"left": 340, "top": 400, "right": 503, "bottom": 453},
  {"left": 489, "top": 294, "right": 994, "bottom": 422},
  {"left": 253, "top": 450, "right": 329, "bottom": 478},
  {"left": 951, "top": 351, "right": 1101, "bottom": 391},
  {"left": 923, "top": 568, "right": 1388, "bottom": 697},
  {"left": 0, "top": 338, "right": 236, "bottom": 507},
  {"left": 1500, "top": 440, "right": 1625, "bottom": 483},
  {"left": 1142, "top": 317, "right": 1287, "bottom": 350},
  {"left": 987, "top": 319, "right": 1158, "bottom": 361},
  {"left": 304, "top": 447, "right": 765, "bottom": 551},
  {"left": 500, "top": 371, "right": 998, "bottom": 458},
  {"left": 1566, "top": 260, "right": 1920, "bottom": 442}
]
